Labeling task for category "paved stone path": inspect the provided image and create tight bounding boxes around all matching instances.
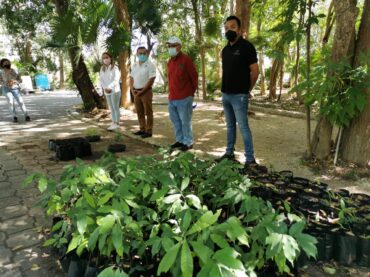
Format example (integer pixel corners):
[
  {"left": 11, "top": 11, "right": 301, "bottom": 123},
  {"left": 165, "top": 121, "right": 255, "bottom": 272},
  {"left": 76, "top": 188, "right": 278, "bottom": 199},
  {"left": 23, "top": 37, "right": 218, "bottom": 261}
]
[{"left": 0, "top": 91, "right": 156, "bottom": 276}]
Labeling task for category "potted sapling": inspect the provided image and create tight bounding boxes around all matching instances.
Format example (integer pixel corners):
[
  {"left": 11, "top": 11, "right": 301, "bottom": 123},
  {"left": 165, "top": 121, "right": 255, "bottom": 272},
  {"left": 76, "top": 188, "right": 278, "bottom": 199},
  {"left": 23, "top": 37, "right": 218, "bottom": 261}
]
[
  {"left": 84, "top": 127, "right": 101, "bottom": 142},
  {"left": 107, "top": 131, "right": 126, "bottom": 153}
]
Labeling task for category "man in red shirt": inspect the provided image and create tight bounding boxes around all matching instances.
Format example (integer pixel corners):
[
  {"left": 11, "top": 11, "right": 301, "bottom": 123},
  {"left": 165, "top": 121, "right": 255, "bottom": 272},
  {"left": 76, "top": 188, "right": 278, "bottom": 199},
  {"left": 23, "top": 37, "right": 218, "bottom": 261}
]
[{"left": 167, "top": 36, "right": 198, "bottom": 151}]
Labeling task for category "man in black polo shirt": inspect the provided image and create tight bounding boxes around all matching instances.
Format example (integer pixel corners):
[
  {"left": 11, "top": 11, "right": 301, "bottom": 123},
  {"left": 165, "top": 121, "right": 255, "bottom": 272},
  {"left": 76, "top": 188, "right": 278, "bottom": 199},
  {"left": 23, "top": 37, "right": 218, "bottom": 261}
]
[{"left": 217, "top": 15, "right": 260, "bottom": 167}]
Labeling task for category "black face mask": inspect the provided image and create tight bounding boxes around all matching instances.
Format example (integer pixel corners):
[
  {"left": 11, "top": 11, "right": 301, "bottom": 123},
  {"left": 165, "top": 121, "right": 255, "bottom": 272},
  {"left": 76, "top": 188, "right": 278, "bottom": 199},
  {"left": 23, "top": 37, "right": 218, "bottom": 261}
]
[
  {"left": 225, "top": 30, "right": 237, "bottom": 42},
  {"left": 2, "top": 63, "right": 10, "bottom": 69}
]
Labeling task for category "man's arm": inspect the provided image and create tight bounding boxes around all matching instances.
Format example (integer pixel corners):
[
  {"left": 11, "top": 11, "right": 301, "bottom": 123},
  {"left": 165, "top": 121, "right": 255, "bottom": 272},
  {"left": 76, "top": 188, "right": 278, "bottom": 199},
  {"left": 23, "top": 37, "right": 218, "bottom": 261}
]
[
  {"left": 137, "top": 77, "right": 156, "bottom": 96},
  {"left": 249, "top": 63, "right": 259, "bottom": 92},
  {"left": 186, "top": 57, "right": 198, "bottom": 92}
]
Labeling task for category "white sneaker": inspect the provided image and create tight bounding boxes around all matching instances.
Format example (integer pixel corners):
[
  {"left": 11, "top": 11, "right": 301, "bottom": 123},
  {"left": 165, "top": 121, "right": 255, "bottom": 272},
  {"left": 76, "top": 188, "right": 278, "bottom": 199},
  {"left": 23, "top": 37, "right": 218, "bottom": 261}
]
[
  {"left": 110, "top": 123, "right": 120, "bottom": 130},
  {"left": 107, "top": 124, "right": 116, "bottom": 131}
]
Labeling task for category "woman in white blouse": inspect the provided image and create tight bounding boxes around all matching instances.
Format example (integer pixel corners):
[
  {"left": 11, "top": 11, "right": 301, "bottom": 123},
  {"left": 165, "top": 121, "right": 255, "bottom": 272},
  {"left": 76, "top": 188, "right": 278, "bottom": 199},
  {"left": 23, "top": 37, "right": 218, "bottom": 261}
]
[{"left": 99, "top": 52, "right": 121, "bottom": 131}]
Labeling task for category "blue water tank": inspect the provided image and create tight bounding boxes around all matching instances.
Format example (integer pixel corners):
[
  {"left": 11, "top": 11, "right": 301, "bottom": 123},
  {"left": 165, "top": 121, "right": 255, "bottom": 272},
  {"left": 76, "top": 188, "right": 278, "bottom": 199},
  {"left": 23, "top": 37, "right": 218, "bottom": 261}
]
[{"left": 35, "top": 74, "right": 50, "bottom": 90}]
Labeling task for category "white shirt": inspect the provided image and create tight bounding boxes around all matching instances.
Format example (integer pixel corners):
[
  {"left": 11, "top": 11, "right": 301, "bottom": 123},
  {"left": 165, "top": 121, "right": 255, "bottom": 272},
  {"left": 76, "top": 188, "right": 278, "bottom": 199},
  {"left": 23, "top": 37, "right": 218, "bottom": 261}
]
[
  {"left": 131, "top": 60, "right": 156, "bottom": 89},
  {"left": 100, "top": 65, "right": 121, "bottom": 94}
]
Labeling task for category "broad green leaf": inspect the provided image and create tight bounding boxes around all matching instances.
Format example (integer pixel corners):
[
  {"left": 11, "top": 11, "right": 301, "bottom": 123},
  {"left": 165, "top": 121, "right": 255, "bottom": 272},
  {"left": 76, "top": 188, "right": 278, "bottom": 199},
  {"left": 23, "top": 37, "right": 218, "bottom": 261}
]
[
  {"left": 143, "top": 183, "right": 151, "bottom": 198},
  {"left": 181, "top": 241, "right": 193, "bottom": 277},
  {"left": 119, "top": 200, "right": 130, "bottom": 214},
  {"left": 225, "top": 217, "right": 249, "bottom": 246},
  {"left": 98, "top": 266, "right": 128, "bottom": 277},
  {"left": 112, "top": 223, "right": 123, "bottom": 257},
  {"left": 296, "top": 233, "right": 317, "bottom": 259},
  {"left": 61, "top": 188, "right": 72, "bottom": 202},
  {"left": 77, "top": 215, "right": 88, "bottom": 235},
  {"left": 210, "top": 234, "right": 229, "bottom": 248},
  {"left": 51, "top": 220, "right": 64, "bottom": 232},
  {"left": 281, "top": 235, "right": 299, "bottom": 265},
  {"left": 151, "top": 238, "right": 161, "bottom": 257},
  {"left": 181, "top": 210, "right": 192, "bottom": 232},
  {"left": 22, "top": 174, "right": 37, "bottom": 187},
  {"left": 97, "top": 215, "right": 116, "bottom": 234},
  {"left": 157, "top": 242, "right": 181, "bottom": 275},
  {"left": 198, "top": 261, "right": 219, "bottom": 277},
  {"left": 190, "top": 241, "right": 213, "bottom": 264},
  {"left": 289, "top": 221, "right": 305, "bottom": 237},
  {"left": 185, "top": 194, "right": 202, "bottom": 209},
  {"left": 43, "top": 238, "right": 56, "bottom": 247},
  {"left": 67, "top": 234, "right": 81, "bottom": 253},
  {"left": 83, "top": 191, "right": 96, "bottom": 208},
  {"left": 88, "top": 228, "right": 100, "bottom": 251},
  {"left": 213, "top": 247, "right": 244, "bottom": 270},
  {"left": 125, "top": 199, "right": 139, "bottom": 208},
  {"left": 38, "top": 177, "right": 48, "bottom": 193},
  {"left": 149, "top": 187, "right": 170, "bottom": 202},
  {"left": 188, "top": 210, "right": 221, "bottom": 235},
  {"left": 98, "top": 233, "right": 108, "bottom": 252},
  {"left": 181, "top": 176, "right": 190, "bottom": 191},
  {"left": 158, "top": 172, "right": 176, "bottom": 186},
  {"left": 97, "top": 192, "right": 114, "bottom": 206},
  {"left": 76, "top": 240, "right": 88, "bottom": 256},
  {"left": 163, "top": 193, "right": 182, "bottom": 204},
  {"left": 162, "top": 237, "right": 174, "bottom": 252}
]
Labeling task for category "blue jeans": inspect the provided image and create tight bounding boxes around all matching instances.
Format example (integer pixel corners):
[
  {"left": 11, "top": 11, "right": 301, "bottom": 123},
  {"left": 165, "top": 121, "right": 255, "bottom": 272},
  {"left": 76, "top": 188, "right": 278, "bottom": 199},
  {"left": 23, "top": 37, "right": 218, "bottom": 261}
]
[
  {"left": 105, "top": 92, "right": 121, "bottom": 123},
  {"left": 4, "top": 87, "right": 28, "bottom": 117},
  {"left": 222, "top": 93, "right": 255, "bottom": 162},
  {"left": 168, "top": 96, "right": 193, "bottom": 146}
]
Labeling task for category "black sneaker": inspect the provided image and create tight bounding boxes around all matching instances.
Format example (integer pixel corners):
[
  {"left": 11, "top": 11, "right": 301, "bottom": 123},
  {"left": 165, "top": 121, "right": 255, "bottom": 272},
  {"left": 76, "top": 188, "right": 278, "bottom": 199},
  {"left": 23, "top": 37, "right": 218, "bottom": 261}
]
[
  {"left": 170, "top": 141, "right": 184, "bottom": 149},
  {"left": 244, "top": 160, "right": 268, "bottom": 174},
  {"left": 215, "top": 153, "right": 235, "bottom": 163},
  {"left": 25, "top": 116, "right": 31, "bottom": 121},
  {"left": 133, "top": 130, "right": 145, "bottom": 136},
  {"left": 141, "top": 132, "right": 152, "bottom": 138},
  {"left": 180, "top": 144, "right": 193, "bottom": 151},
  {"left": 13, "top": 117, "right": 18, "bottom": 123}
]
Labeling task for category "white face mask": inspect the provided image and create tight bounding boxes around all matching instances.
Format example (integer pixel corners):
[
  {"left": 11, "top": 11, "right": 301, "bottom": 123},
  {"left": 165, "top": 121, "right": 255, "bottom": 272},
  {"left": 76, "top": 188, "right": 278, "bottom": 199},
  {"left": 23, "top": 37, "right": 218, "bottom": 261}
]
[
  {"left": 168, "top": 47, "right": 178, "bottom": 57},
  {"left": 102, "top": 58, "right": 111, "bottom": 65}
]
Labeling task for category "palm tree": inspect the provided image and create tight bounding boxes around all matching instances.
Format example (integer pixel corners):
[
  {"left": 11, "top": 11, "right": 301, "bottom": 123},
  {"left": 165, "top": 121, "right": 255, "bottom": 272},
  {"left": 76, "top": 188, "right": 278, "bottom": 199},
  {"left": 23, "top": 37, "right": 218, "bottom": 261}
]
[{"left": 51, "top": 0, "right": 128, "bottom": 111}]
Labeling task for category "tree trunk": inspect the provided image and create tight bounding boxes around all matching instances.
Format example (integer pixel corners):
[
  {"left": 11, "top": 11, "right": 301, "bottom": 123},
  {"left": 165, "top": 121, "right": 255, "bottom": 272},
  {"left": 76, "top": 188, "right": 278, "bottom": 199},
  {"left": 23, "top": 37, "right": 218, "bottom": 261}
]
[
  {"left": 112, "top": 0, "right": 132, "bottom": 108},
  {"left": 59, "top": 51, "right": 65, "bottom": 89},
  {"left": 269, "top": 59, "right": 282, "bottom": 100},
  {"left": 53, "top": 0, "right": 103, "bottom": 111},
  {"left": 322, "top": 0, "right": 335, "bottom": 45},
  {"left": 312, "top": 0, "right": 358, "bottom": 159},
  {"left": 293, "top": 2, "right": 305, "bottom": 104},
  {"left": 278, "top": 61, "right": 283, "bottom": 101},
  {"left": 69, "top": 47, "right": 103, "bottom": 111},
  {"left": 340, "top": 0, "right": 370, "bottom": 166},
  {"left": 229, "top": 0, "right": 234, "bottom": 14},
  {"left": 191, "top": 0, "right": 204, "bottom": 99},
  {"left": 25, "top": 39, "right": 32, "bottom": 63},
  {"left": 235, "top": 0, "right": 251, "bottom": 38},
  {"left": 257, "top": 19, "right": 266, "bottom": 95},
  {"left": 306, "top": 0, "right": 313, "bottom": 157}
]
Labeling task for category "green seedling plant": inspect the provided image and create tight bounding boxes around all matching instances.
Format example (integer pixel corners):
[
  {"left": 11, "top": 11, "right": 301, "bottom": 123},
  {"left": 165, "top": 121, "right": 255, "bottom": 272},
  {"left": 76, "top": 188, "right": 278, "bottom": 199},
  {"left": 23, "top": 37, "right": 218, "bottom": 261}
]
[
  {"left": 84, "top": 127, "right": 101, "bottom": 137},
  {"left": 23, "top": 151, "right": 317, "bottom": 276}
]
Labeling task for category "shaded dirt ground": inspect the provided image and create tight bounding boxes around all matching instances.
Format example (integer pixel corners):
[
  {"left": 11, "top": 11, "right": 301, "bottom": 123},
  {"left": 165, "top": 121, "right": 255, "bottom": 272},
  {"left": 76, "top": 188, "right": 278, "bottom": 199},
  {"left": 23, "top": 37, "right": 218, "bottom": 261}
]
[{"left": 83, "top": 94, "right": 369, "bottom": 195}]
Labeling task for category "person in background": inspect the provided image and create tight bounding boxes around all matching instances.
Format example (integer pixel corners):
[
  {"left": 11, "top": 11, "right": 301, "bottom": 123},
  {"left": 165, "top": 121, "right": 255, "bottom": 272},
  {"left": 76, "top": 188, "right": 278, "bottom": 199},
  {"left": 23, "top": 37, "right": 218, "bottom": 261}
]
[
  {"left": 166, "top": 36, "right": 198, "bottom": 151},
  {"left": 217, "top": 15, "right": 260, "bottom": 168},
  {"left": 130, "top": 46, "right": 156, "bottom": 138},
  {"left": 0, "top": 58, "right": 31, "bottom": 123},
  {"left": 99, "top": 52, "right": 121, "bottom": 131}
]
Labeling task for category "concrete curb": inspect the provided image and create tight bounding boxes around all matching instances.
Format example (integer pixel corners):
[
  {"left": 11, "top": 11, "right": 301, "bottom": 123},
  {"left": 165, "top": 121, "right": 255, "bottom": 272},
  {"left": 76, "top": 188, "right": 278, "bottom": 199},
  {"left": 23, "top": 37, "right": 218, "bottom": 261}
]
[{"left": 249, "top": 104, "right": 318, "bottom": 120}]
